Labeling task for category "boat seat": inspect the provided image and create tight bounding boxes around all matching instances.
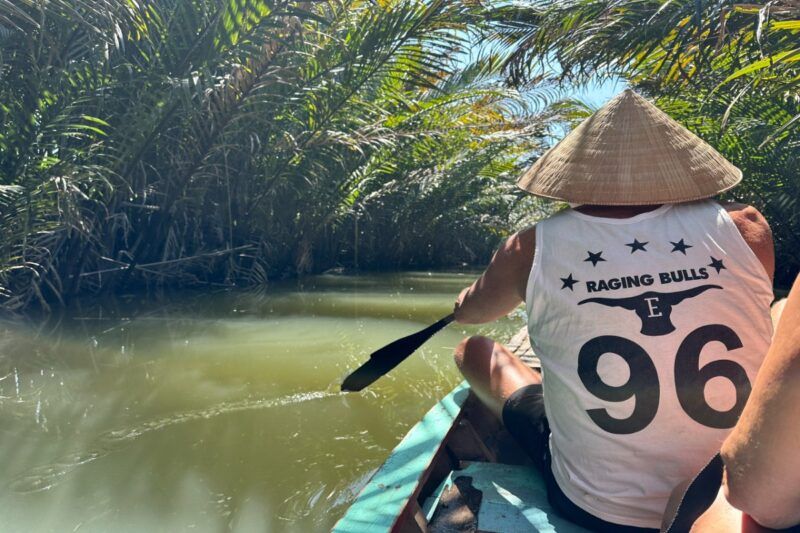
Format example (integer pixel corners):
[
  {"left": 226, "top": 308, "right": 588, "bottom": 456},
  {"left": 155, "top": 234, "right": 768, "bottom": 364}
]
[{"left": 424, "top": 461, "right": 592, "bottom": 532}]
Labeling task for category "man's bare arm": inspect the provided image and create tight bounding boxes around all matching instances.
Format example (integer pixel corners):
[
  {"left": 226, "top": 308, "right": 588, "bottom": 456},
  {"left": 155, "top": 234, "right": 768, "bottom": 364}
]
[
  {"left": 723, "top": 203, "right": 775, "bottom": 283},
  {"left": 453, "top": 226, "right": 536, "bottom": 324},
  {"left": 720, "top": 274, "right": 800, "bottom": 528}
]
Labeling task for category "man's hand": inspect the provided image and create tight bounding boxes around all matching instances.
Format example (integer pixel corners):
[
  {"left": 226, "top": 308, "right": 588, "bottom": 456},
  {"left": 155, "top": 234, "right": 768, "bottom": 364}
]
[{"left": 453, "top": 286, "right": 471, "bottom": 319}]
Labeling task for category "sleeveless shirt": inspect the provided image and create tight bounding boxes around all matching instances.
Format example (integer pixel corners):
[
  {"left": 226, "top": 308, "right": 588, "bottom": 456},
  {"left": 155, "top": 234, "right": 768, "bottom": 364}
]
[{"left": 525, "top": 200, "right": 773, "bottom": 528}]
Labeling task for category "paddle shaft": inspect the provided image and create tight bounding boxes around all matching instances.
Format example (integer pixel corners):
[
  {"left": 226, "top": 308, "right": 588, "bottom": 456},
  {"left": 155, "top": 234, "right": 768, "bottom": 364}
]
[{"left": 341, "top": 313, "right": 455, "bottom": 391}]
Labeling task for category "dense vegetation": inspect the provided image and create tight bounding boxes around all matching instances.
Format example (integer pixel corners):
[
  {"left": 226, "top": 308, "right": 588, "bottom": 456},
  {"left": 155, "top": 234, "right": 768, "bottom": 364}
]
[
  {"left": 0, "top": 0, "right": 563, "bottom": 311},
  {"left": 1, "top": 0, "right": 798, "bottom": 312},
  {"left": 490, "top": 0, "right": 800, "bottom": 288}
]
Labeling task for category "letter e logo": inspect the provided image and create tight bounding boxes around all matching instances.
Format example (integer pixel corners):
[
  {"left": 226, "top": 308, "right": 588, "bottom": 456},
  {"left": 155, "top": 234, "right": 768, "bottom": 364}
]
[{"left": 645, "top": 297, "right": 662, "bottom": 318}]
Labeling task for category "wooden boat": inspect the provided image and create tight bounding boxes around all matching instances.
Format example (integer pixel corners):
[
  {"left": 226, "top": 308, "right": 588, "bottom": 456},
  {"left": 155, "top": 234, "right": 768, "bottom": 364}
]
[{"left": 333, "top": 328, "right": 591, "bottom": 533}]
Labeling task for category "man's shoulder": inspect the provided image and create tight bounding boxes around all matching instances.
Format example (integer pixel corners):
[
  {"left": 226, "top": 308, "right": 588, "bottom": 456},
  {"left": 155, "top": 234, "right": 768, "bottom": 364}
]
[
  {"left": 718, "top": 201, "right": 772, "bottom": 245},
  {"left": 720, "top": 201, "right": 770, "bottom": 230},
  {"left": 718, "top": 201, "right": 774, "bottom": 281},
  {"left": 500, "top": 225, "right": 536, "bottom": 259}
]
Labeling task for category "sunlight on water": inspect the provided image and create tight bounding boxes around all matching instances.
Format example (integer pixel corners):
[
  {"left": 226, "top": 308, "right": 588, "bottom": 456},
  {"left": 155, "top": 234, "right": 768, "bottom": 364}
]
[{"left": 0, "top": 271, "right": 524, "bottom": 532}]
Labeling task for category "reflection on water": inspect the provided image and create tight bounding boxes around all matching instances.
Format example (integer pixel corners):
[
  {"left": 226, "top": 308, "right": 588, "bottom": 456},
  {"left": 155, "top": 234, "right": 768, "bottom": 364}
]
[{"left": 0, "top": 271, "right": 524, "bottom": 532}]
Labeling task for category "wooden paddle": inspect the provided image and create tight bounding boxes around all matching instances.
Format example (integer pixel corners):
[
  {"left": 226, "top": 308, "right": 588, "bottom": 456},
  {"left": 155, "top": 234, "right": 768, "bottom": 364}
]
[{"left": 341, "top": 313, "right": 455, "bottom": 392}]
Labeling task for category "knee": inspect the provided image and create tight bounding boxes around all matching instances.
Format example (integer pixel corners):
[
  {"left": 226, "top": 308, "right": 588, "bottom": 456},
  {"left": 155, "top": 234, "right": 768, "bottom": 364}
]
[{"left": 453, "top": 335, "right": 495, "bottom": 371}]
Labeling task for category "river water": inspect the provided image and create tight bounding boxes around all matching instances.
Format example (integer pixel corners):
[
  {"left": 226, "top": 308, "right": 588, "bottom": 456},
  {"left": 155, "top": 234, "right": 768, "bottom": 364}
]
[{"left": 0, "top": 272, "right": 524, "bottom": 532}]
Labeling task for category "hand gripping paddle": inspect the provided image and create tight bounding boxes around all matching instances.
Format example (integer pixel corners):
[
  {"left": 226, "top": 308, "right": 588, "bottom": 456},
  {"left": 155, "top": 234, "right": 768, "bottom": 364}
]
[{"left": 341, "top": 314, "right": 455, "bottom": 392}]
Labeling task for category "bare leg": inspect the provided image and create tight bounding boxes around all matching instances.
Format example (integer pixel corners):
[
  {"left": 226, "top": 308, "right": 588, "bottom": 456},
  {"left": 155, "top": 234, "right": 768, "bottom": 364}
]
[{"left": 453, "top": 335, "right": 542, "bottom": 420}]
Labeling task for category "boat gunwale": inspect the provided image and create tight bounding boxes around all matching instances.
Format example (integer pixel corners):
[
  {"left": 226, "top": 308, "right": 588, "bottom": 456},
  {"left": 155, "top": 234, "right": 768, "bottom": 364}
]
[{"left": 332, "top": 381, "right": 470, "bottom": 532}]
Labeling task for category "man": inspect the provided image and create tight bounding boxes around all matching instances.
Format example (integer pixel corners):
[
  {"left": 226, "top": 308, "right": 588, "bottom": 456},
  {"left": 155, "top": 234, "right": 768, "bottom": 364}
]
[{"left": 452, "top": 89, "right": 774, "bottom": 531}]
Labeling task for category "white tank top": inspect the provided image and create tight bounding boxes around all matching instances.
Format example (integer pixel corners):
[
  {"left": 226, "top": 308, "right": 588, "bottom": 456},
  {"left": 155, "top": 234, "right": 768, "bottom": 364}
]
[{"left": 525, "top": 200, "right": 773, "bottom": 528}]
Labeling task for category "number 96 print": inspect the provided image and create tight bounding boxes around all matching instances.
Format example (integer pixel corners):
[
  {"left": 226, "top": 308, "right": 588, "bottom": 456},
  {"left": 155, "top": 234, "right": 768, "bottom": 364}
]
[{"left": 578, "top": 325, "right": 750, "bottom": 434}]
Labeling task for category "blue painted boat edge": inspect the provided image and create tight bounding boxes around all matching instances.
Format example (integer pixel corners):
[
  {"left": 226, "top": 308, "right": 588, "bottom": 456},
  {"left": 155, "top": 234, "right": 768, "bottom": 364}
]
[{"left": 332, "top": 381, "right": 471, "bottom": 533}]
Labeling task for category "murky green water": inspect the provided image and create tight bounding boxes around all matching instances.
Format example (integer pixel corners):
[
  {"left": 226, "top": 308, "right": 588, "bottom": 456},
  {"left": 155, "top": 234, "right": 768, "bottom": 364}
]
[{"left": 0, "top": 272, "right": 524, "bottom": 532}]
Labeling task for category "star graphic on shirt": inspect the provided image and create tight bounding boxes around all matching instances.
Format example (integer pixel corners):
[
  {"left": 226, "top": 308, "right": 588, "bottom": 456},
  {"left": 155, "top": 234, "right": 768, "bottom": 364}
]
[
  {"left": 625, "top": 239, "right": 649, "bottom": 254},
  {"left": 670, "top": 239, "right": 693, "bottom": 255},
  {"left": 708, "top": 256, "right": 726, "bottom": 274},
  {"left": 560, "top": 274, "right": 579, "bottom": 291},
  {"left": 584, "top": 251, "right": 606, "bottom": 267}
]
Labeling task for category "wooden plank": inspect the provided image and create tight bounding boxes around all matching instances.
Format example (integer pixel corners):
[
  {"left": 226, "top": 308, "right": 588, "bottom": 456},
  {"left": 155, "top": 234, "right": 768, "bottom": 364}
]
[
  {"left": 447, "top": 419, "right": 497, "bottom": 463},
  {"left": 421, "top": 473, "right": 454, "bottom": 522},
  {"left": 507, "top": 326, "right": 540, "bottom": 370},
  {"left": 454, "top": 463, "right": 592, "bottom": 532},
  {"left": 395, "top": 502, "right": 427, "bottom": 533},
  {"left": 428, "top": 475, "right": 482, "bottom": 532},
  {"left": 333, "top": 382, "right": 471, "bottom": 533}
]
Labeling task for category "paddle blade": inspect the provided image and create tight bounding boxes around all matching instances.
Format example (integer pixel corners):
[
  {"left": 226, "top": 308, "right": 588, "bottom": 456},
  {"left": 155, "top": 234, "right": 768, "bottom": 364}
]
[{"left": 341, "top": 314, "right": 455, "bottom": 392}]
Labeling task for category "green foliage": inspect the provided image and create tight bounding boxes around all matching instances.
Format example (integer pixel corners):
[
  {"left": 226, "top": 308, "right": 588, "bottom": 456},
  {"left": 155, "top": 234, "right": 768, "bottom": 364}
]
[
  {"left": 490, "top": 0, "right": 800, "bottom": 288},
  {"left": 0, "top": 0, "right": 563, "bottom": 311}
]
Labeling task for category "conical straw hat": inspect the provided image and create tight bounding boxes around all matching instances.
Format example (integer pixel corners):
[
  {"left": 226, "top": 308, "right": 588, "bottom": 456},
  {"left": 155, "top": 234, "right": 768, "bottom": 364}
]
[{"left": 517, "top": 89, "right": 742, "bottom": 205}]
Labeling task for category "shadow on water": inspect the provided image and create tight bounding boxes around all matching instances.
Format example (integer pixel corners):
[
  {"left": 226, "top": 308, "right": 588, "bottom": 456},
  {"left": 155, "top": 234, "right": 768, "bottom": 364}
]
[{"left": 0, "top": 271, "right": 522, "bottom": 532}]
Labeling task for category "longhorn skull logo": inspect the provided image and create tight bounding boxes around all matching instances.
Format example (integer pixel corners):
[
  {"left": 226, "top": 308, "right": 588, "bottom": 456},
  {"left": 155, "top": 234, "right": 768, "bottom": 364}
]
[{"left": 578, "top": 284, "right": 723, "bottom": 336}]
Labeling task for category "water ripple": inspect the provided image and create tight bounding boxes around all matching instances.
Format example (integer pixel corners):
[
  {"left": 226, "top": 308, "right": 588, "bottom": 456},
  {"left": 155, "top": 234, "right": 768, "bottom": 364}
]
[{"left": 9, "top": 390, "right": 340, "bottom": 494}]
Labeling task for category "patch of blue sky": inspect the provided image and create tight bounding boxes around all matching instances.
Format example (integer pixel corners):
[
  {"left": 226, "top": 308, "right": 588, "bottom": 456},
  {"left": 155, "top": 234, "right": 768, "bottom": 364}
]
[
  {"left": 570, "top": 77, "right": 628, "bottom": 108},
  {"left": 451, "top": 28, "right": 626, "bottom": 142}
]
